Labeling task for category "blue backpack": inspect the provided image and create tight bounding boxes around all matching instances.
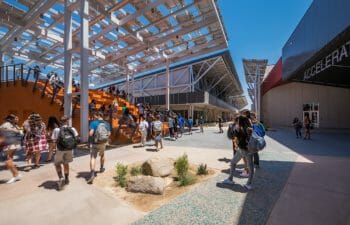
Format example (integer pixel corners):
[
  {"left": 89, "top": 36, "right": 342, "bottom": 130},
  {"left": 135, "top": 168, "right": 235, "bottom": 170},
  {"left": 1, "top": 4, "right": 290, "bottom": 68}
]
[
  {"left": 253, "top": 124, "right": 265, "bottom": 137},
  {"left": 247, "top": 130, "right": 266, "bottom": 153}
]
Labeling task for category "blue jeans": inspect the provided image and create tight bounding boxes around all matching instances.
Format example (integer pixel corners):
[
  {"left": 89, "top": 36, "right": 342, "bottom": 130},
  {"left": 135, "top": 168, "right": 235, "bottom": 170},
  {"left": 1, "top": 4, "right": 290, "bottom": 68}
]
[{"left": 228, "top": 149, "right": 254, "bottom": 185}]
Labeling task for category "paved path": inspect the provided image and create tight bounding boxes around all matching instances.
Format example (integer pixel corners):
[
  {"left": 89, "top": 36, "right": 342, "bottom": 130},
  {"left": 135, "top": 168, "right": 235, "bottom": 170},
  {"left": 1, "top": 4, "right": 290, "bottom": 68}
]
[{"left": 0, "top": 126, "right": 349, "bottom": 225}]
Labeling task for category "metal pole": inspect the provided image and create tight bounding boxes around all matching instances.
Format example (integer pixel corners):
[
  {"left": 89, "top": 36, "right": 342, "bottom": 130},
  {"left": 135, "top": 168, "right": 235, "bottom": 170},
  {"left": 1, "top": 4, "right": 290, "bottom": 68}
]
[
  {"left": 166, "top": 58, "right": 170, "bottom": 110},
  {"left": 64, "top": 0, "right": 73, "bottom": 126},
  {"left": 254, "top": 65, "right": 259, "bottom": 119},
  {"left": 257, "top": 68, "right": 261, "bottom": 121},
  {"left": 80, "top": 0, "right": 90, "bottom": 142},
  {"left": 131, "top": 70, "right": 135, "bottom": 104},
  {"left": 126, "top": 68, "right": 129, "bottom": 101}
]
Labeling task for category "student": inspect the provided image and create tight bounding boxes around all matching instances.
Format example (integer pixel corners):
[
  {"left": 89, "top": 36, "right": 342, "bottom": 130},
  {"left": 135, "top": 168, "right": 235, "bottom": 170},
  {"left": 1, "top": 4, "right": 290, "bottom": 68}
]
[
  {"left": 303, "top": 113, "right": 311, "bottom": 140},
  {"left": 24, "top": 113, "right": 48, "bottom": 171},
  {"left": 187, "top": 116, "right": 193, "bottom": 135},
  {"left": 168, "top": 114, "right": 174, "bottom": 139},
  {"left": 152, "top": 115, "right": 163, "bottom": 151},
  {"left": 51, "top": 116, "right": 78, "bottom": 190},
  {"left": 138, "top": 115, "right": 148, "bottom": 147},
  {"left": 87, "top": 112, "right": 111, "bottom": 184},
  {"left": 250, "top": 112, "right": 265, "bottom": 169},
  {"left": 46, "top": 116, "right": 60, "bottom": 162},
  {"left": 292, "top": 117, "right": 302, "bottom": 138},
  {"left": 0, "top": 114, "right": 23, "bottom": 184},
  {"left": 199, "top": 116, "right": 204, "bottom": 133},
  {"left": 218, "top": 117, "right": 223, "bottom": 133},
  {"left": 222, "top": 116, "right": 255, "bottom": 190}
]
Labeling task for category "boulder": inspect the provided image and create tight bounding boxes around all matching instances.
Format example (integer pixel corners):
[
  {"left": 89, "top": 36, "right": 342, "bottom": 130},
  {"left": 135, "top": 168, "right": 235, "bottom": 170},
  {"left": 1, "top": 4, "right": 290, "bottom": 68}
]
[
  {"left": 142, "top": 157, "right": 173, "bottom": 177},
  {"left": 127, "top": 175, "right": 165, "bottom": 195}
]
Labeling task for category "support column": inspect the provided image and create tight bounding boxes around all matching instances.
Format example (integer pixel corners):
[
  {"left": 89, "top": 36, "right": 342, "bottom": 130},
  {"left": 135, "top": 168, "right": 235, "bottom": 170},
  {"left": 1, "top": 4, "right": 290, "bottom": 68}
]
[
  {"left": 64, "top": 0, "right": 73, "bottom": 126},
  {"left": 190, "top": 64, "right": 194, "bottom": 92},
  {"left": 131, "top": 70, "right": 135, "bottom": 104},
  {"left": 80, "top": 0, "right": 89, "bottom": 142},
  {"left": 126, "top": 68, "right": 129, "bottom": 101},
  {"left": 165, "top": 59, "right": 170, "bottom": 110}
]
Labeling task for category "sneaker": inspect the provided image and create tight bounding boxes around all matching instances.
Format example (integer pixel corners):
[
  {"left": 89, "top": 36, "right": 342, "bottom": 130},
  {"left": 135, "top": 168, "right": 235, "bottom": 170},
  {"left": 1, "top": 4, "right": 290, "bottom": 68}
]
[
  {"left": 87, "top": 176, "right": 95, "bottom": 184},
  {"left": 65, "top": 178, "right": 70, "bottom": 185},
  {"left": 221, "top": 178, "right": 234, "bottom": 185},
  {"left": 235, "top": 168, "right": 245, "bottom": 172},
  {"left": 6, "top": 174, "right": 22, "bottom": 184},
  {"left": 243, "top": 184, "right": 253, "bottom": 190},
  {"left": 100, "top": 167, "right": 105, "bottom": 173},
  {"left": 57, "top": 178, "right": 65, "bottom": 190},
  {"left": 23, "top": 166, "right": 32, "bottom": 172},
  {"left": 240, "top": 171, "right": 250, "bottom": 178},
  {"left": 254, "top": 164, "right": 260, "bottom": 169}
]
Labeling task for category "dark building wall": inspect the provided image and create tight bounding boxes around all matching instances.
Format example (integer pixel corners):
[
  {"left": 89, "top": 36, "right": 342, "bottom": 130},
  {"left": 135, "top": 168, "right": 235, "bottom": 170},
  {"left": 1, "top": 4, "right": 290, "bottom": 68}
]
[{"left": 282, "top": 0, "right": 350, "bottom": 80}]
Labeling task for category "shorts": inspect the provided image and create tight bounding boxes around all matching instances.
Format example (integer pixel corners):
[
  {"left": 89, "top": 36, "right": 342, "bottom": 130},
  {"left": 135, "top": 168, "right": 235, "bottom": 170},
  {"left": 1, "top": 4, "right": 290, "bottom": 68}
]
[
  {"left": 54, "top": 150, "right": 73, "bottom": 165},
  {"left": 91, "top": 143, "right": 107, "bottom": 158}
]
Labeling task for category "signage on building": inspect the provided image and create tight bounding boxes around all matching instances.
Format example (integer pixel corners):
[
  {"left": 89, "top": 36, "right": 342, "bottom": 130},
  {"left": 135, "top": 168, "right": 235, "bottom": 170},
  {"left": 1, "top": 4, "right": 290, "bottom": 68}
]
[{"left": 303, "top": 40, "right": 350, "bottom": 80}]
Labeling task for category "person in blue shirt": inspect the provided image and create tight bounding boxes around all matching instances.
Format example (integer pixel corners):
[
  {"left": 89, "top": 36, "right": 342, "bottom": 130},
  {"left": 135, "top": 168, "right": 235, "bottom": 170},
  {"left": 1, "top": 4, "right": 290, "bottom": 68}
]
[
  {"left": 87, "top": 112, "right": 111, "bottom": 184},
  {"left": 187, "top": 116, "right": 193, "bottom": 135},
  {"left": 178, "top": 114, "right": 185, "bottom": 131}
]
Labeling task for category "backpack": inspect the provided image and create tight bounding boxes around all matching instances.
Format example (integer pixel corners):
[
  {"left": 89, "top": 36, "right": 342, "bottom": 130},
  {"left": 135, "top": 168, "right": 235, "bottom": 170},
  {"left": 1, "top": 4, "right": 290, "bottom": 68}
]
[
  {"left": 94, "top": 122, "right": 109, "bottom": 144},
  {"left": 227, "top": 123, "right": 236, "bottom": 139},
  {"left": 253, "top": 124, "right": 265, "bottom": 137},
  {"left": 57, "top": 127, "right": 77, "bottom": 150},
  {"left": 247, "top": 131, "right": 266, "bottom": 153}
]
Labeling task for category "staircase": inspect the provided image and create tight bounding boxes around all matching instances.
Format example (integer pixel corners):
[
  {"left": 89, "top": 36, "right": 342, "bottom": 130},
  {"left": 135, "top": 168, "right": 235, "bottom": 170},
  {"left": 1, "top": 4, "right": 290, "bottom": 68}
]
[{"left": 0, "top": 64, "right": 141, "bottom": 144}]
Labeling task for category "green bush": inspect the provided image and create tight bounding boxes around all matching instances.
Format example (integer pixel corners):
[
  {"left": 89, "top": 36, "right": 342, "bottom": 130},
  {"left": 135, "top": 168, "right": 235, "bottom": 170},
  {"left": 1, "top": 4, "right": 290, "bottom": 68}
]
[
  {"left": 197, "top": 163, "right": 208, "bottom": 175},
  {"left": 179, "top": 173, "right": 196, "bottom": 186},
  {"left": 175, "top": 154, "right": 195, "bottom": 186},
  {"left": 130, "top": 166, "right": 142, "bottom": 176},
  {"left": 175, "top": 154, "right": 189, "bottom": 178},
  {"left": 116, "top": 163, "right": 128, "bottom": 187}
]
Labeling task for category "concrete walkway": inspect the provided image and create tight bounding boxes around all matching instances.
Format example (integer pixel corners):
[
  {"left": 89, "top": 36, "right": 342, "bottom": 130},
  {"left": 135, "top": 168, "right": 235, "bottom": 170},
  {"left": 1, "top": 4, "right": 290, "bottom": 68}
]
[{"left": 0, "top": 126, "right": 349, "bottom": 225}]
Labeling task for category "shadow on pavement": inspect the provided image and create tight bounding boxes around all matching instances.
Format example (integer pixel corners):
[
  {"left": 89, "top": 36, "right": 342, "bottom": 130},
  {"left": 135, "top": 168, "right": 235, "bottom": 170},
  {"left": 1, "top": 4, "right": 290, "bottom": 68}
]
[
  {"left": 38, "top": 180, "right": 58, "bottom": 191},
  {"left": 216, "top": 182, "right": 247, "bottom": 193},
  {"left": 76, "top": 171, "right": 91, "bottom": 181},
  {"left": 146, "top": 148, "right": 158, "bottom": 152}
]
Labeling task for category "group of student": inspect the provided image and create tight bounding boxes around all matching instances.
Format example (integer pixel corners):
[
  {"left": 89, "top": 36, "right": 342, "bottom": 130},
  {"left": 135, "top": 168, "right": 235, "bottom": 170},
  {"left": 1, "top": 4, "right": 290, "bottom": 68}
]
[
  {"left": 292, "top": 112, "right": 312, "bottom": 140},
  {"left": 222, "top": 110, "right": 266, "bottom": 190},
  {"left": 0, "top": 112, "right": 111, "bottom": 190}
]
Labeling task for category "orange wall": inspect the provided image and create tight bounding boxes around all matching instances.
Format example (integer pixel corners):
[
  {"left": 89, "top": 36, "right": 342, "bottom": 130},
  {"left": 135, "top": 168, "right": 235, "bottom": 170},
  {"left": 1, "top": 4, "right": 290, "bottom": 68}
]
[{"left": 0, "top": 83, "right": 79, "bottom": 131}]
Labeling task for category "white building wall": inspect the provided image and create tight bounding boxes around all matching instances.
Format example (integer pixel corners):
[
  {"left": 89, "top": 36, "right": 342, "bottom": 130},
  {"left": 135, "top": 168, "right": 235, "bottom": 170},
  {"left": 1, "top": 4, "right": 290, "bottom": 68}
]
[{"left": 262, "top": 82, "right": 350, "bottom": 129}]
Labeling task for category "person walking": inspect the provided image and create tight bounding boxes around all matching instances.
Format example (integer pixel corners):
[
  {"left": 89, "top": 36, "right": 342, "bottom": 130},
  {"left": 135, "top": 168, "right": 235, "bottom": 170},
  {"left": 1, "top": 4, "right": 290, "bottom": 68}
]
[
  {"left": 138, "top": 115, "right": 148, "bottom": 147},
  {"left": 303, "top": 113, "right": 311, "bottom": 140},
  {"left": 250, "top": 112, "right": 265, "bottom": 169},
  {"left": 0, "top": 114, "right": 23, "bottom": 184},
  {"left": 167, "top": 114, "right": 174, "bottom": 140},
  {"left": 51, "top": 116, "right": 78, "bottom": 190},
  {"left": 292, "top": 117, "right": 302, "bottom": 138},
  {"left": 222, "top": 116, "right": 255, "bottom": 190},
  {"left": 46, "top": 116, "right": 60, "bottom": 162},
  {"left": 24, "top": 113, "right": 48, "bottom": 171},
  {"left": 153, "top": 115, "right": 163, "bottom": 151},
  {"left": 218, "top": 117, "right": 223, "bottom": 133},
  {"left": 199, "top": 116, "right": 204, "bottom": 133},
  {"left": 87, "top": 112, "right": 111, "bottom": 184},
  {"left": 187, "top": 116, "right": 193, "bottom": 135}
]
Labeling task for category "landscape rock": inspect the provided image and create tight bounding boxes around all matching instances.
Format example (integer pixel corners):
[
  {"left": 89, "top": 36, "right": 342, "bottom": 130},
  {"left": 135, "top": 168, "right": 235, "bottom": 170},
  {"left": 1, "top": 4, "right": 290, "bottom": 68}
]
[
  {"left": 126, "top": 175, "right": 165, "bottom": 195},
  {"left": 142, "top": 157, "right": 173, "bottom": 177}
]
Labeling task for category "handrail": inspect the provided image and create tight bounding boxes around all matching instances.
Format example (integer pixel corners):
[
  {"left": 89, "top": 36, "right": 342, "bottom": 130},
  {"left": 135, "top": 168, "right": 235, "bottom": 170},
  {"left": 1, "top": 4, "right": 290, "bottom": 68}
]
[{"left": 41, "top": 79, "right": 50, "bottom": 98}]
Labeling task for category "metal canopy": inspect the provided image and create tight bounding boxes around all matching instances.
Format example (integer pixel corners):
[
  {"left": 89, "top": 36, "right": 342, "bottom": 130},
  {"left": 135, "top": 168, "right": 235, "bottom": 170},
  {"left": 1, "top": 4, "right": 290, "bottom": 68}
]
[{"left": 0, "top": 0, "right": 229, "bottom": 87}]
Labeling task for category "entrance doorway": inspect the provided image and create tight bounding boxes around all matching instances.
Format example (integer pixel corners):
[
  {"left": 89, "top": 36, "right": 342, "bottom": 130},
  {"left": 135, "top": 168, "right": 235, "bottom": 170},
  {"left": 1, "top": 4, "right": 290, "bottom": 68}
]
[{"left": 302, "top": 103, "right": 319, "bottom": 128}]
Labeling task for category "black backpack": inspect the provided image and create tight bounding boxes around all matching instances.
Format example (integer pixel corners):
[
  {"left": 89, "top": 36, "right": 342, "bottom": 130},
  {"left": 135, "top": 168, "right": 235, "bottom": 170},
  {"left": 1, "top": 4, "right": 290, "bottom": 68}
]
[{"left": 57, "top": 127, "right": 77, "bottom": 150}]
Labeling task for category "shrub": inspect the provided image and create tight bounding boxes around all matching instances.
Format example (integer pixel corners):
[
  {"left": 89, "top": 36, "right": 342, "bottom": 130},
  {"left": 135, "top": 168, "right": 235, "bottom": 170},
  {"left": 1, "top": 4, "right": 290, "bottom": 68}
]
[
  {"left": 197, "top": 163, "right": 208, "bottom": 175},
  {"left": 116, "top": 163, "right": 128, "bottom": 187},
  {"left": 179, "top": 173, "right": 196, "bottom": 186},
  {"left": 175, "top": 154, "right": 195, "bottom": 186},
  {"left": 175, "top": 154, "right": 189, "bottom": 178},
  {"left": 130, "top": 166, "right": 142, "bottom": 176}
]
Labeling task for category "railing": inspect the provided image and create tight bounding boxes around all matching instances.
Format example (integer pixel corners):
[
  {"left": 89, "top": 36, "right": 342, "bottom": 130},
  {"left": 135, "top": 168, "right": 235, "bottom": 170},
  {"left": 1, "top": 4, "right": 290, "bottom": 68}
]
[
  {"left": 135, "top": 91, "right": 205, "bottom": 105},
  {"left": 206, "top": 92, "right": 238, "bottom": 112},
  {"left": 0, "top": 64, "right": 79, "bottom": 116}
]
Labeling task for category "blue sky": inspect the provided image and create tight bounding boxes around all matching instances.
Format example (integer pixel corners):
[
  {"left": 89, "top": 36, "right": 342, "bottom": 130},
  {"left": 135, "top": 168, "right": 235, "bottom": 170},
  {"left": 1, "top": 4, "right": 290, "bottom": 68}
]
[{"left": 217, "top": 0, "right": 313, "bottom": 107}]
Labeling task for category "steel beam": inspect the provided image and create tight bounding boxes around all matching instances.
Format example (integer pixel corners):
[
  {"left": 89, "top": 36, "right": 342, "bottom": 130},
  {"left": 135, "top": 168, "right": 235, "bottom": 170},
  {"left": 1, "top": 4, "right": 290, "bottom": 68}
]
[
  {"left": 193, "top": 57, "right": 221, "bottom": 85},
  {"left": 64, "top": 0, "right": 73, "bottom": 126},
  {"left": 80, "top": 0, "right": 90, "bottom": 142},
  {"left": 165, "top": 59, "right": 170, "bottom": 111}
]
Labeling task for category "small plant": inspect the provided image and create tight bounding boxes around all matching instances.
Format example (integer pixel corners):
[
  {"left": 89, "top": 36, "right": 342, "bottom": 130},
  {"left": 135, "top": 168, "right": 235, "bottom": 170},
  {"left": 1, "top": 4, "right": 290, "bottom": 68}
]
[
  {"left": 197, "top": 163, "right": 208, "bottom": 175},
  {"left": 175, "top": 154, "right": 195, "bottom": 186},
  {"left": 130, "top": 166, "right": 142, "bottom": 176},
  {"left": 175, "top": 154, "right": 189, "bottom": 178},
  {"left": 179, "top": 173, "right": 196, "bottom": 186},
  {"left": 116, "top": 163, "right": 128, "bottom": 187}
]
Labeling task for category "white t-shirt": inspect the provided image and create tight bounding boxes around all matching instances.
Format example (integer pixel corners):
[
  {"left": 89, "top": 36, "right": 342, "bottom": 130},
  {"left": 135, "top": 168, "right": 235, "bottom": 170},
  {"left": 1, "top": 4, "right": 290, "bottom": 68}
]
[
  {"left": 153, "top": 120, "right": 162, "bottom": 132},
  {"left": 51, "top": 125, "right": 78, "bottom": 141},
  {"left": 139, "top": 120, "right": 149, "bottom": 132}
]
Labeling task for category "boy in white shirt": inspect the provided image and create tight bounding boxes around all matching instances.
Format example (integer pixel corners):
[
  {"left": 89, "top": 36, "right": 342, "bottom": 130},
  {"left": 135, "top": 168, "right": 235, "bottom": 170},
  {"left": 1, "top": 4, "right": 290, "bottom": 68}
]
[{"left": 138, "top": 115, "right": 148, "bottom": 147}]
